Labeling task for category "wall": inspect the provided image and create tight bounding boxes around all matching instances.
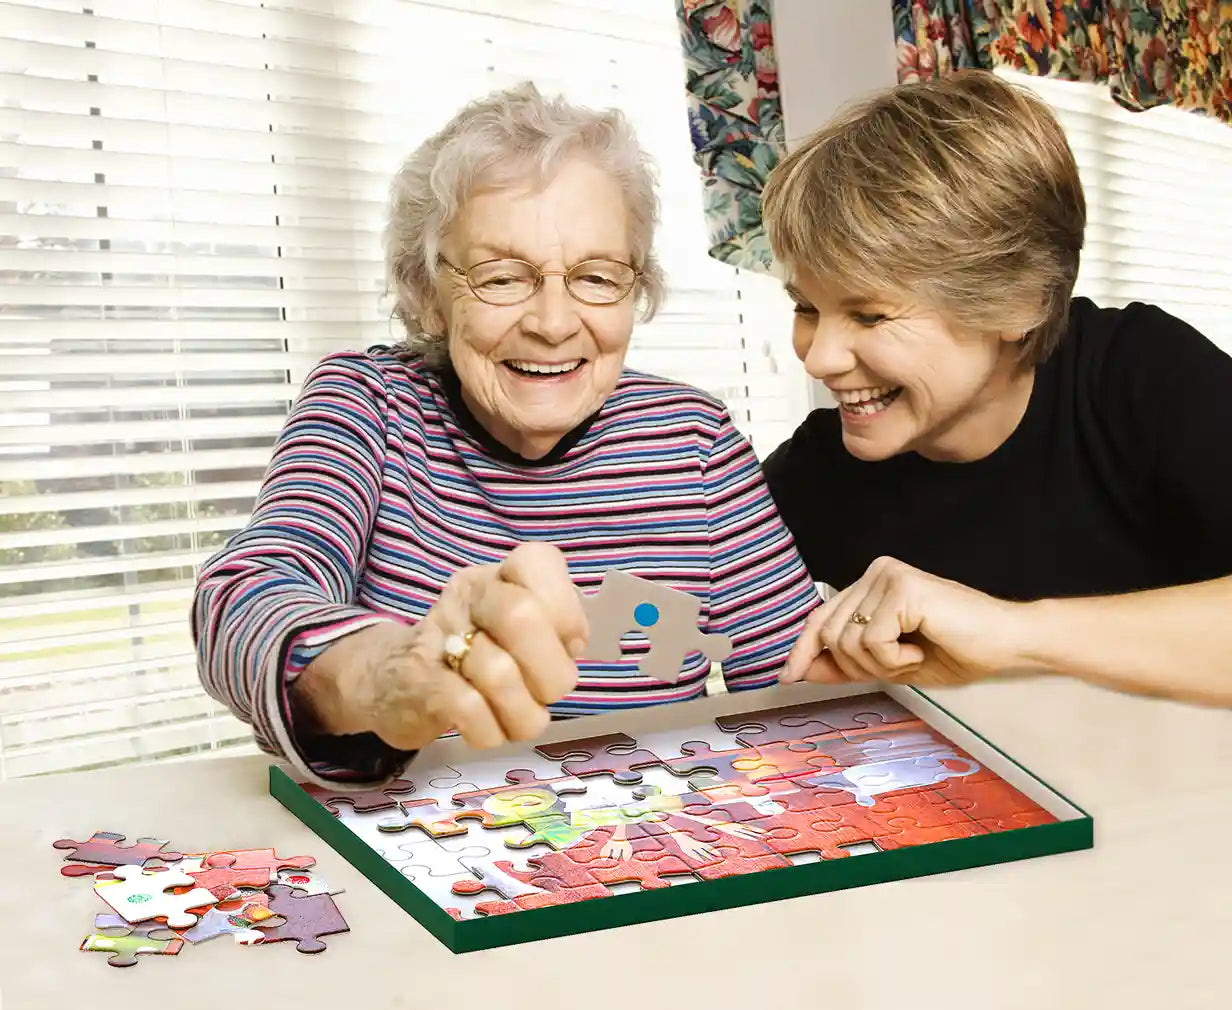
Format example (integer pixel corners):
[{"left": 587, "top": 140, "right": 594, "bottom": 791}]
[{"left": 772, "top": 0, "right": 898, "bottom": 409}]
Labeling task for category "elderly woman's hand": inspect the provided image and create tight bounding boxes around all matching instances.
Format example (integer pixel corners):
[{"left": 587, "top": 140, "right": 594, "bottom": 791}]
[
  {"left": 781, "top": 557, "right": 1035, "bottom": 688},
  {"left": 301, "top": 542, "right": 586, "bottom": 751}
]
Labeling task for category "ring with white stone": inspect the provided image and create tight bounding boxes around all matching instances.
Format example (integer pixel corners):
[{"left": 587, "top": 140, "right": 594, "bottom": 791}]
[{"left": 441, "top": 630, "right": 476, "bottom": 673}]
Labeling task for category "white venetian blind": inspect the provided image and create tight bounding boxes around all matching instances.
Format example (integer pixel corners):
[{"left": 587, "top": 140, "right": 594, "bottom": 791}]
[
  {"left": 1001, "top": 69, "right": 1232, "bottom": 355},
  {"left": 0, "top": 0, "right": 802, "bottom": 780}
]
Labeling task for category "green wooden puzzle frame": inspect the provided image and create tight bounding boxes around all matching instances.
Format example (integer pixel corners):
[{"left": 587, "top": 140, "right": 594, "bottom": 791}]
[{"left": 269, "top": 684, "right": 1093, "bottom": 952}]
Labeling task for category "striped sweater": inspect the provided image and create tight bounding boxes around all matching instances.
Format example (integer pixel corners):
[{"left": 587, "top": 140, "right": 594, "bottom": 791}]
[{"left": 192, "top": 350, "right": 819, "bottom": 787}]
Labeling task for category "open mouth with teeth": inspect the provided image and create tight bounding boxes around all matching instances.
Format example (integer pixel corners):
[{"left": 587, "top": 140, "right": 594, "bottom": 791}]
[
  {"left": 503, "top": 358, "right": 587, "bottom": 378},
  {"left": 834, "top": 386, "right": 903, "bottom": 416}
]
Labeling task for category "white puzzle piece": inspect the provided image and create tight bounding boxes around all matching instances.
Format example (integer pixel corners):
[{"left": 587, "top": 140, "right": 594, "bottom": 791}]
[{"left": 94, "top": 864, "right": 216, "bottom": 929}]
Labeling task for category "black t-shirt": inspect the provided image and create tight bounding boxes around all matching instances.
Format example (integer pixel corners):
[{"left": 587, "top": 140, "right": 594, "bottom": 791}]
[{"left": 762, "top": 297, "right": 1232, "bottom": 601}]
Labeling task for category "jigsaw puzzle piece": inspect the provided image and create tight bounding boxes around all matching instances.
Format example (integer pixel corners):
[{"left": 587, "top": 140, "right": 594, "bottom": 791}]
[
  {"left": 535, "top": 732, "right": 668, "bottom": 785},
  {"left": 301, "top": 778, "right": 416, "bottom": 814},
  {"left": 54, "top": 831, "right": 185, "bottom": 868},
  {"left": 452, "top": 852, "right": 611, "bottom": 908},
  {"left": 714, "top": 693, "right": 917, "bottom": 748},
  {"left": 503, "top": 813, "right": 587, "bottom": 851},
  {"left": 61, "top": 862, "right": 119, "bottom": 879},
  {"left": 449, "top": 857, "right": 559, "bottom": 902},
  {"left": 183, "top": 854, "right": 271, "bottom": 900},
  {"left": 81, "top": 916, "right": 184, "bottom": 967},
  {"left": 94, "top": 865, "right": 217, "bottom": 929},
  {"left": 579, "top": 569, "right": 732, "bottom": 683},
  {"left": 203, "top": 847, "right": 314, "bottom": 875},
  {"left": 393, "top": 838, "right": 491, "bottom": 877},
  {"left": 254, "top": 883, "right": 349, "bottom": 954},
  {"left": 446, "top": 777, "right": 588, "bottom": 830},
  {"left": 275, "top": 867, "right": 344, "bottom": 896},
  {"left": 556, "top": 829, "right": 692, "bottom": 889},
  {"left": 930, "top": 772, "right": 1058, "bottom": 832},
  {"left": 377, "top": 798, "right": 472, "bottom": 837},
  {"left": 178, "top": 902, "right": 272, "bottom": 945}
]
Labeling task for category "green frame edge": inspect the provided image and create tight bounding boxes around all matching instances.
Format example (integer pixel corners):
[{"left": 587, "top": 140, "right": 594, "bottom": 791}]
[{"left": 270, "top": 755, "right": 1094, "bottom": 953}]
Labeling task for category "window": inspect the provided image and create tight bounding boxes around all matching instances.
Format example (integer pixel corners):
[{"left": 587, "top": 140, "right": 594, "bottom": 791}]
[
  {"left": 1002, "top": 70, "right": 1232, "bottom": 355},
  {"left": 0, "top": 0, "right": 802, "bottom": 780}
]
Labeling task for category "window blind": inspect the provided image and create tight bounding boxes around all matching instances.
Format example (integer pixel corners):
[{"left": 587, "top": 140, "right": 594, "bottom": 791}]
[
  {"left": 1001, "top": 70, "right": 1232, "bottom": 355},
  {"left": 0, "top": 0, "right": 803, "bottom": 780}
]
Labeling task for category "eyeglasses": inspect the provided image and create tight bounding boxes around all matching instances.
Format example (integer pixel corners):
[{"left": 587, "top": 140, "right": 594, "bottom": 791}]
[{"left": 438, "top": 255, "right": 641, "bottom": 307}]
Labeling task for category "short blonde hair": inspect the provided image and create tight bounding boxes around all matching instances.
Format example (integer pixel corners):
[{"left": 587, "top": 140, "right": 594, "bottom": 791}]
[
  {"left": 384, "top": 82, "right": 666, "bottom": 364},
  {"left": 762, "top": 69, "right": 1085, "bottom": 365}
]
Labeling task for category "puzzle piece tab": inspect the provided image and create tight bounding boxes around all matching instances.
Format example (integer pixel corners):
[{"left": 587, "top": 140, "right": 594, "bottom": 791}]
[
  {"left": 579, "top": 569, "right": 731, "bottom": 683},
  {"left": 53, "top": 831, "right": 184, "bottom": 868}
]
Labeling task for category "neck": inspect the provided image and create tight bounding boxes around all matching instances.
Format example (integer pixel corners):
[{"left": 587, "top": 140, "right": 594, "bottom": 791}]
[{"left": 916, "top": 358, "right": 1036, "bottom": 462}]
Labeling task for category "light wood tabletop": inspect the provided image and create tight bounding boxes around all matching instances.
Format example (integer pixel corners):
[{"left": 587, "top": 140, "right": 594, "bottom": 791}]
[{"left": 1, "top": 676, "right": 1227, "bottom": 1010}]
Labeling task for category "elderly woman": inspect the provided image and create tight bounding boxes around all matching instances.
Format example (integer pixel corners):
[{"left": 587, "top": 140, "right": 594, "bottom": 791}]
[
  {"left": 192, "top": 83, "right": 818, "bottom": 787},
  {"left": 760, "top": 70, "right": 1232, "bottom": 707}
]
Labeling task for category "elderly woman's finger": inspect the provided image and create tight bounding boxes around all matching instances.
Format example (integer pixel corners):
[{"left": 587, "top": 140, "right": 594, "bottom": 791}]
[
  {"left": 500, "top": 541, "right": 589, "bottom": 656},
  {"left": 454, "top": 628, "right": 552, "bottom": 741},
  {"left": 470, "top": 576, "right": 580, "bottom": 706},
  {"left": 429, "top": 672, "right": 508, "bottom": 750}
]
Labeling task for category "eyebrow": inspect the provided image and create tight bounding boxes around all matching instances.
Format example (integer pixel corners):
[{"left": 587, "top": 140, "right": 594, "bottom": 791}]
[{"left": 466, "top": 243, "right": 631, "bottom": 264}]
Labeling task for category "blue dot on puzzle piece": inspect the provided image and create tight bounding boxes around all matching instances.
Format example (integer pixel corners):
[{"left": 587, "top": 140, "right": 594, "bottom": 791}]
[{"left": 633, "top": 602, "right": 660, "bottom": 628}]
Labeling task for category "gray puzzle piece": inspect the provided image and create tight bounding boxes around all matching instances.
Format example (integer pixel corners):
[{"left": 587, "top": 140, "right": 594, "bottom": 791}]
[{"left": 579, "top": 570, "right": 731, "bottom": 683}]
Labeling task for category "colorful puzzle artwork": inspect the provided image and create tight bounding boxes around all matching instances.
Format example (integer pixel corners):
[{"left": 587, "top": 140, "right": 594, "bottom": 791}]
[{"left": 294, "top": 692, "right": 1062, "bottom": 924}]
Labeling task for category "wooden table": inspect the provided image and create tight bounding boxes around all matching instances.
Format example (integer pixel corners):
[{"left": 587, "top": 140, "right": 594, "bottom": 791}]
[{"left": 1, "top": 677, "right": 1227, "bottom": 1009}]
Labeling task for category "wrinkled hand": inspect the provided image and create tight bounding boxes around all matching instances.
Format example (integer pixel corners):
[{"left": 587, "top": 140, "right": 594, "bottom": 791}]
[
  {"left": 355, "top": 541, "right": 587, "bottom": 750},
  {"left": 783, "top": 556, "right": 1034, "bottom": 687}
]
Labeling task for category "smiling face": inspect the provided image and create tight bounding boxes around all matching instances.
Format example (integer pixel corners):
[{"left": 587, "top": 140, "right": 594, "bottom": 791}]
[
  {"left": 429, "top": 158, "right": 638, "bottom": 460},
  {"left": 787, "top": 267, "right": 1036, "bottom": 462}
]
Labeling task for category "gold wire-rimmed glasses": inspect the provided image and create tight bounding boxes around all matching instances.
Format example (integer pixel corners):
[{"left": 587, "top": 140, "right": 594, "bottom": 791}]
[{"left": 438, "top": 255, "right": 641, "bottom": 306}]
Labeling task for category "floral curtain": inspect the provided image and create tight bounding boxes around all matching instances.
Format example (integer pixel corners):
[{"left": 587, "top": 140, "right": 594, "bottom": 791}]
[
  {"left": 677, "top": 0, "right": 783, "bottom": 272},
  {"left": 678, "top": 1, "right": 1230, "bottom": 273},
  {"left": 895, "top": 1, "right": 1232, "bottom": 122}
]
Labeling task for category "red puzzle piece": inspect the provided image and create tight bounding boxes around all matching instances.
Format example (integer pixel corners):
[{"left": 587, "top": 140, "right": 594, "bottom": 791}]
[
  {"left": 535, "top": 733, "right": 668, "bottom": 785},
  {"left": 187, "top": 854, "right": 271, "bottom": 899},
  {"left": 53, "top": 832, "right": 185, "bottom": 868},
  {"left": 301, "top": 778, "right": 416, "bottom": 815},
  {"left": 715, "top": 693, "right": 917, "bottom": 748},
  {"left": 203, "top": 848, "right": 314, "bottom": 875}
]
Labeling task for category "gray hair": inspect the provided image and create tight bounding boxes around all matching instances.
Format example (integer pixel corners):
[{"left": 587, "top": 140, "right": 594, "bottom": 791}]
[{"left": 383, "top": 81, "right": 667, "bottom": 364}]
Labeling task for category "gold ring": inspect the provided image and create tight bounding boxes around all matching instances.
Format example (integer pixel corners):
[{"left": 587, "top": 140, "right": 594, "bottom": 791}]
[
  {"left": 441, "top": 630, "right": 476, "bottom": 673},
  {"left": 850, "top": 612, "right": 871, "bottom": 626}
]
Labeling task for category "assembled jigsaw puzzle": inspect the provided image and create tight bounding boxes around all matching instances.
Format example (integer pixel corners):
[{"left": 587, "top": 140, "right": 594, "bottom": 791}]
[{"left": 272, "top": 684, "right": 1093, "bottom": 952}]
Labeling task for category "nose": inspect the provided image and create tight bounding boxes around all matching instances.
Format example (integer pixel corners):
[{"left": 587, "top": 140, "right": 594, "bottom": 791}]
[
  {"left": 522, "top": 275, "right": 581, "bottom": 345},
  {"left": 800, "top": 316, "right": 858, "bottom": 380}
]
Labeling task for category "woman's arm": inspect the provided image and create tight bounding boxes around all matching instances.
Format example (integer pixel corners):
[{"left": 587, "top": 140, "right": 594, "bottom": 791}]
[
  {"left": 782, "top": 558, "right": 1232, "bottom": 707},
  {"left": 192, "top": 353, "right": 408, "bottom": 784},
  {"left": 702, "top": 411, "right": 820, "bottom": 690},
  {"left": 1021, "top": 576, "right": 1232, "bottom": 705}
]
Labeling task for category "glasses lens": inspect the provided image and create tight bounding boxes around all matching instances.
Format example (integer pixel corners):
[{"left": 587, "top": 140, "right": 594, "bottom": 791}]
[
  {"left": 566, "top": 260, "right": 636, "bottom": 304},
  {"left": 466, "top": 259, "right": 539, "bottom": 304}
]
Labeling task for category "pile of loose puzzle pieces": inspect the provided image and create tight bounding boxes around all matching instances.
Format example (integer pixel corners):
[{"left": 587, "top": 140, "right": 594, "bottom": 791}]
[
  {"left": 298, "top": 691, "right": 1057, "bottom": 920},
  {"left": 53, "top": 833, "right": 349, "bottom": 967}
]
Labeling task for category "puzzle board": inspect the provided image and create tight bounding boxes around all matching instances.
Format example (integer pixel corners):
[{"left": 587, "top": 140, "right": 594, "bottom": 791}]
[{"left": 270, "top": 683, "right": 1092, "bottom": 952}]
